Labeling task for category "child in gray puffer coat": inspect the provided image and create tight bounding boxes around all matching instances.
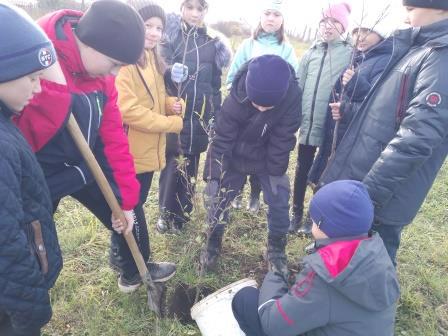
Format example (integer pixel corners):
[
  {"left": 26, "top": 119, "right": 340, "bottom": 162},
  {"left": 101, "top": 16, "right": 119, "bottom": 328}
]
[{"left": 232, "top": 180, "right": 399, "bottom": 336}]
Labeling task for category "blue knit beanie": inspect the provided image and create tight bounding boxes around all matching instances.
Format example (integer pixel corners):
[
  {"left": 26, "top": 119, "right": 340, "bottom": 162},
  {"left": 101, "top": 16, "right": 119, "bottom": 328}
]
[
  {"left": 309, "top": 180, "right": 374, "bottom": 238},
  {"left": 246, "top": 55, "right": 291, "bottom": 107},
  {"left": 0, "top": 3, "right": 56, "bottom": 83}
]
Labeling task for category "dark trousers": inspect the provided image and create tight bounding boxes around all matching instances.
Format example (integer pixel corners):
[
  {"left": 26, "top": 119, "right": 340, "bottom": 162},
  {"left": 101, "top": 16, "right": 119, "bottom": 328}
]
[
  {"left": 373, "top": 223, "right": 404, "bottom": 266},
  {"left": 53, "top": 181, "right": 150, "bottom": 278},
  {"left": 238, "top": 175, "right": 262, "bottom": 199},
  {"left": 159, "top": 153, "right": 200, "bottom": 227},
  {"left": 208, "top": 167, "right": 291, "bottom": 238},
  {"left": 132, "top": 172, "right": 154, "bottom": 255},
  {"left": 0, "top": 313, "right": 40, "bottom": 336},
  {"left": 232, "top": 287, "right": 266, "bottom": 336},
  {"left": 293, "top": 144, "right": 317, "bottom": 215}
]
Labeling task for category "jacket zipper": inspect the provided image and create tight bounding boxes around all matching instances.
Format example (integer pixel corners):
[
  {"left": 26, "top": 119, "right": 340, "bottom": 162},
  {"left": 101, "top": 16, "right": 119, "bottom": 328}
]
[
  {"left": 95, "top": 93, "right": 102, "bottom": 127},
  {"left": 305, "top": 44, "right": 328, "bottom": 145},
  {"left": 81, "top": 93, "right": 93, "bottom": 146},
  {"left": 189, "top": 33, "right": 200, "bottom": 153}
]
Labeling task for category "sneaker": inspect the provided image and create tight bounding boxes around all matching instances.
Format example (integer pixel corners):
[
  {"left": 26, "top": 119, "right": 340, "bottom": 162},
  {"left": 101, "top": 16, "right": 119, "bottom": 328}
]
[
  {"left": 231, "top": 194, "right": 243, "bottom": 209},
  {"left": 118, "top": 262, "right": 176, "bottom": 293},
  {"left": 247, "top": 196, "right": 260, "bottom": 214},
  {"left": 118, "top": 273, "right": 142, "bottom": 294}
]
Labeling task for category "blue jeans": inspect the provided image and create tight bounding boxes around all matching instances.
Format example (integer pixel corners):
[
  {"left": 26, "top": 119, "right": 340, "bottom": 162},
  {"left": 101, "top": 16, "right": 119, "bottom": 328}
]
[
  {"left": 232, "top": 287, "right": 267, "bottom": 336},
  {"left": 207, "top": 168, "right": 291, "bottom": 238},
  {"left": 372, "top": 224, "right": 404, "bottom": 266}
]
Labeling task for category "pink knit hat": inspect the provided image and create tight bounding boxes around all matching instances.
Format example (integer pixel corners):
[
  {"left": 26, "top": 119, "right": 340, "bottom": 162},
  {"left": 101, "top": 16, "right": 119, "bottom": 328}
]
[{"left": 321, "top": 2, "right": 351, "bottom": 32}]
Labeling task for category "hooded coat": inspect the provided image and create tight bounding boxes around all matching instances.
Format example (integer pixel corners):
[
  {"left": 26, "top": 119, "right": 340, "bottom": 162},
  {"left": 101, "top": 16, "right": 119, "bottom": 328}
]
[{"left": 258, "top": 234, "right": 399, "bottom": 336}]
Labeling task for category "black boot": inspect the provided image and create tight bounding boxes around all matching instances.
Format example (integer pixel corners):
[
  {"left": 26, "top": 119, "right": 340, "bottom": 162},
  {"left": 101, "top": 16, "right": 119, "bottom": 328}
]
[
  {"left": 199, "top": 230, "right": 223, "bottom": 273},
  {"left": 288, "top": 207, "right": 303, "bottom": 234},
  {"left": 297, "top": 213, "right": 312, "bottom": 236},
  {"left": 267, "top": 234, "right": 288, "bottom": 279}
]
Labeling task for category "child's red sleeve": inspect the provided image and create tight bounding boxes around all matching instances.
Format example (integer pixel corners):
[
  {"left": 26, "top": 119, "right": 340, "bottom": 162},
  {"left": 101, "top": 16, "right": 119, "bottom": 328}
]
[{"left": 96, "top": 78, "right": 140, "bottom": 210}]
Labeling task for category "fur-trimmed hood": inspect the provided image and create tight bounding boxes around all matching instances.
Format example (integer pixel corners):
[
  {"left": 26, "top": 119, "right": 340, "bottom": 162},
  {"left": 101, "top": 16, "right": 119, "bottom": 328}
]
[{"left": 163, "top": 13, "right": 232, "bottom": 69}]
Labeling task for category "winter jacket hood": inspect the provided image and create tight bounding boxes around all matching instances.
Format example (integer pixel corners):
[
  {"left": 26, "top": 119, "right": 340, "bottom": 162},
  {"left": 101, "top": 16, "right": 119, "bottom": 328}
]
[
  {"left": 354, "top": 36, "right": 393, "bottom": 64},
  {"left": 308, "top": 234, "right": 400, "bottom": 312}
]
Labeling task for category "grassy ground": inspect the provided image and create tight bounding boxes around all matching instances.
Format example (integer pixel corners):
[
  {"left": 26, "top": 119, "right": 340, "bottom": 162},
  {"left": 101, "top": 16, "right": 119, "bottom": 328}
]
[{"left": 44, "top": 157, "right": 448, "bottom": 336}]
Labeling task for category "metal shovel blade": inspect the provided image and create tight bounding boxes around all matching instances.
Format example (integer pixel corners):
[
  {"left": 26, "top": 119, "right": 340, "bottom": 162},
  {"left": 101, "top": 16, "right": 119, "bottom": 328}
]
[{"left": 143, "top": 274, "right": 166, "bottom": 316}]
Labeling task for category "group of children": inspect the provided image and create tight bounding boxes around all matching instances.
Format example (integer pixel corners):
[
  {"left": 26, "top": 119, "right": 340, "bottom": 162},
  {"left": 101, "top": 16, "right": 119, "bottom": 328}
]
[{"left": 1, "top": 0, "right": 447, "bottom": 334}]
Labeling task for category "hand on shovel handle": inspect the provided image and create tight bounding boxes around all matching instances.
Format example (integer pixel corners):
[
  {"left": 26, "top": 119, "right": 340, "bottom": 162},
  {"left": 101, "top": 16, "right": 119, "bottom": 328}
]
[
  {"left": 66, "top": 114, "right": 163, "bottom": 316},
  {"left": 111, "top": 210, "right": 135, "bottom": 235}
]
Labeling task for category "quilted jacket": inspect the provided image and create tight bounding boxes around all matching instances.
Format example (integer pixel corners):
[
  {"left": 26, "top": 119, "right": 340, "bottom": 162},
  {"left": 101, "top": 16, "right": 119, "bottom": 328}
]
[{"left": 0, "top": 102, "right": 62, "bottom": 335}]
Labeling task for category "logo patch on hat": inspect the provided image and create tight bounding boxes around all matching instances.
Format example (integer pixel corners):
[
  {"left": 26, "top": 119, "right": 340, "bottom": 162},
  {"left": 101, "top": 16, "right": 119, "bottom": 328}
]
[
  {"left": 38, "top": 48, "right": 53, "bottom": 67},
  {"left": 426, "top": 92, "right": 442, "bottom": 107}
]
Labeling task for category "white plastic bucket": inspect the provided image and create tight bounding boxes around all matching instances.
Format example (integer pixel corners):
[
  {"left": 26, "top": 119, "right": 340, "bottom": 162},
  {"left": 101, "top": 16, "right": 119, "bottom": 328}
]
[{"left": 191, "top": 278, "right": 258, "bottom": 336}]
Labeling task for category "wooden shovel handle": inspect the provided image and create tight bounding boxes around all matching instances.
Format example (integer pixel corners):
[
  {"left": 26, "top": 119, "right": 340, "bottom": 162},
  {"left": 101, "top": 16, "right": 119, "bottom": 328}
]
[{"left": 66, "top": 114, "right": 148, "bottom": 278}]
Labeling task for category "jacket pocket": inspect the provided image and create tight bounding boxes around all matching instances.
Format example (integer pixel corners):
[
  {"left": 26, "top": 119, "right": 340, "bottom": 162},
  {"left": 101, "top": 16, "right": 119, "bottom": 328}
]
[{"left": 25, "top": 220, "right": 49, "bottom": 275}]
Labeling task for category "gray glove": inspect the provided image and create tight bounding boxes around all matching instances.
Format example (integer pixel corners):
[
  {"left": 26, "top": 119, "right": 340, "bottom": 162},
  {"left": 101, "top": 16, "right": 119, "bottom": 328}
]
[{"left": 171, "top": 63, "right": 188, "bottom": 83}]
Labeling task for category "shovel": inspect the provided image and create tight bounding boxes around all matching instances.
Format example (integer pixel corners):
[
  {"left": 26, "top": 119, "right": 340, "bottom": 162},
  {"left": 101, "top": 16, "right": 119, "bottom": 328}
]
[{"left": 66, "top": 113, "right": 164, "bottom": 316}]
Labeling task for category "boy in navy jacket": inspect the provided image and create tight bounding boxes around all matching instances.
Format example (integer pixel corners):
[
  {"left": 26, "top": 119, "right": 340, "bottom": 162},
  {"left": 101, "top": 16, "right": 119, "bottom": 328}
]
[
  {"left": 201, "top": 55, "right": 301, "bottom": 278},
  {"left": 0, "top": 4, "right": 62, "bottom": 335}
]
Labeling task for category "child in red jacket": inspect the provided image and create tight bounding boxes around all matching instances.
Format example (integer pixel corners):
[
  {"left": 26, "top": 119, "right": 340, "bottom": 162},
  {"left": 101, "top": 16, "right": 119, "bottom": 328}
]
[{"left": 14, "top": 0, "right": 175, "bottom": 292}]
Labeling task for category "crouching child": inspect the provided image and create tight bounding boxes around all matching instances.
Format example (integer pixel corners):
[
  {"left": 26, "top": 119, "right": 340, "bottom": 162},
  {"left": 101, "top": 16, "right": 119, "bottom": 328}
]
[
  {"left": 0, "top": 3, "right": 62, "bottom": 335},
  {"left": 232, "top": 180, "right": 400, "bottom": 336},
  {"left": 201, "top": 55, "right": 301, "bottom": 278}
]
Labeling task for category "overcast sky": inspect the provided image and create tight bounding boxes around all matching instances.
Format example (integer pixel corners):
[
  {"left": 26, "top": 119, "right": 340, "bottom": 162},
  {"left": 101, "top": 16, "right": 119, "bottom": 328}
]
[{"left": 161, "top": 0, "right": 408, "bottom": 33}]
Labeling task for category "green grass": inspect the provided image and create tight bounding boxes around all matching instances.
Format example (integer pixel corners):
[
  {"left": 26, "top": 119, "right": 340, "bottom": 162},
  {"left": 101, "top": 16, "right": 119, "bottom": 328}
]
[{"left": 43, "top": 157, "right": 448, "bottom": 336}]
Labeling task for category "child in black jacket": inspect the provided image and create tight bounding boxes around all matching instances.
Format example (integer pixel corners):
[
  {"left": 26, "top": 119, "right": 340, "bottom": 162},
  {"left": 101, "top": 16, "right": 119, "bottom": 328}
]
[{"left": 201, "top": 55, "right": 301, "bottom": 278}]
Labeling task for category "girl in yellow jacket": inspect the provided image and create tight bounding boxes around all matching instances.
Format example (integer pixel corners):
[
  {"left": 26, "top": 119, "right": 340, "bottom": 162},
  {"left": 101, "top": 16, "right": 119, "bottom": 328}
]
[{"left": 114, "top": 1, "right": 184, "bottom": 292}]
